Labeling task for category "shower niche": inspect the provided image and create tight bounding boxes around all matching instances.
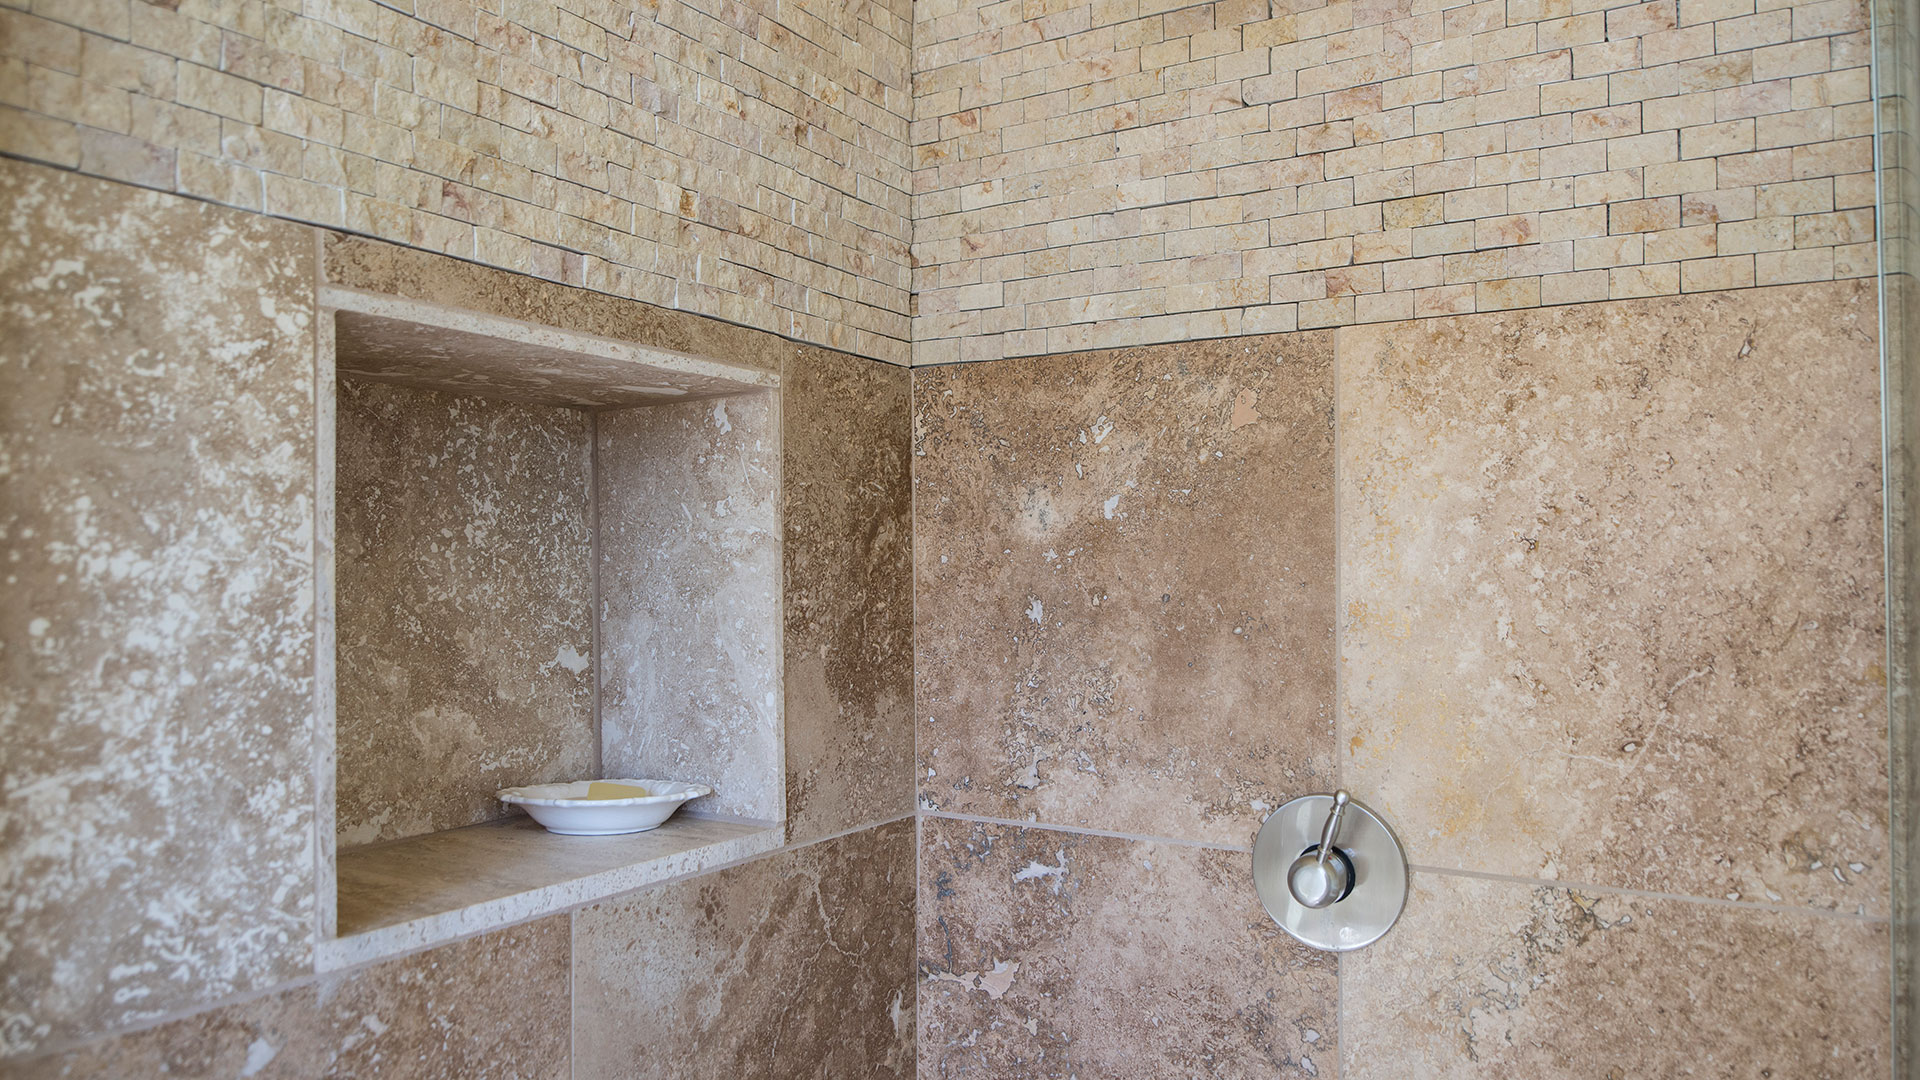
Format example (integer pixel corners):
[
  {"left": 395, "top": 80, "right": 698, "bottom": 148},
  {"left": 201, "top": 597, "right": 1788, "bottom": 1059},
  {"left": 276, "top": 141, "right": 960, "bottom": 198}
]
[{"left": 315, "top": 283, "right": 784, "bottom": 968}]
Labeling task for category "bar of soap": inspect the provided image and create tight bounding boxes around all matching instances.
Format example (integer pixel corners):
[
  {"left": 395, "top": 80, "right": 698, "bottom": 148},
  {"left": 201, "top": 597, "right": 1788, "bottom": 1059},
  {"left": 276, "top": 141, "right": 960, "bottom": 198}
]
[{"left": 586, "top": 781, "right": 649, "bottom": 800}]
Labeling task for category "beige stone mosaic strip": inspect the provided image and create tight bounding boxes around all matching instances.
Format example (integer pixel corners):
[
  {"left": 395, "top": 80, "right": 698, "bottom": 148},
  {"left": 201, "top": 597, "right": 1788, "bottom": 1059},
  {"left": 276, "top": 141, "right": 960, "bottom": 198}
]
[
  {"left": 0, "top": 0, "right": 914, "bottom": 365},
  {"left": 912, "top": 0, "right": 1877, "bottom": 363}
]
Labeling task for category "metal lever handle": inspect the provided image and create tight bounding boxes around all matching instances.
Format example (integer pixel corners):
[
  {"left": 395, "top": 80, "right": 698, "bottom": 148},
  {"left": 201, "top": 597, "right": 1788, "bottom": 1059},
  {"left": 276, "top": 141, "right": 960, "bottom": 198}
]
[{"left": 1286, "top": 790, "right": 1353, "bottom": 909}]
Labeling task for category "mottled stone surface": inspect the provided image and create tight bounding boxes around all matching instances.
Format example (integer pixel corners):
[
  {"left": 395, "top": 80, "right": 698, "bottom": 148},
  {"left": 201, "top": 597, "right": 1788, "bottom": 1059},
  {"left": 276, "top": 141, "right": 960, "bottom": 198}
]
[
  {"left": 324, "top": 234, "right": 794, "bottom": 375},
  {"left": 1341, "top": 281, "right": 1888, "bottom": 912},
  {"left": 914, "top": 334, "right": 1337, "bottom": 845},
  {"left": 573, "top": 818, "right": 916, "bottom": 1079},
  {"left": 784, "top": 347, "right": 914, "bottom": 841},
  {"left": 1344, "top": 872, "right": 1890, "bottom": 1078},
  {"left": 599, "top": 392, "right": 783, "bottom": 822},
  {"left": 334, "top": 307, "right": 771, "bottom": 408},
  {"left": 16, "top": 917, "right": 570, "bottom": 1079},
  {"left": 335, "top": 380, "right": 595, "bottom": 847},
  {"left": 918, "top": 816, "right": 1336, "bottom": 1078},
  {"left": 0, "top": 159, "right": 318, "bottom": 1054}
]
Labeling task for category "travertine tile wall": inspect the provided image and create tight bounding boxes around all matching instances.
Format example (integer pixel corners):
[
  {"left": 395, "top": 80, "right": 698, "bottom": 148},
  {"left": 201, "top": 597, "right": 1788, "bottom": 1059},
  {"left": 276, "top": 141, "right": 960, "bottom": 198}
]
[
  {"left": 574, "top": 819, "right": 916, "bottom": 1079},
  {"left": 911, "top": 280, "right": 1891, "bottom": 1076},
  {"left": 0, "top": 0, "right": 914, "bottom": 364},
  {"left": 912, "top": 335, "right": 1342, "bottom": 1074},
  {"left": 912, "top": 332, "right": 1337, "bottom": 845},
  {"left": 0, "top": 153, "right": 320, "bottom": 1055},
  {"left": 1338, "top": 280, "right": 1888, "bottom": 1075},
  {"left": 911, "top": 0, "right": 1876, "bottom": 363},
  {"left": 3, "top": 160, "right": 915, "bottom": 1075},
  {"left": 1341, "top": 279, "right": 1886, "bottom": 916}
]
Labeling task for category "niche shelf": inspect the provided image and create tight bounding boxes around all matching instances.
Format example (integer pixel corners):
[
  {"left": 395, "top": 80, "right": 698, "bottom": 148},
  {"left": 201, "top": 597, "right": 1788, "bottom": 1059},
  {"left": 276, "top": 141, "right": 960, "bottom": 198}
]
[{"left": 315, "top": 283, "right": 785, "bottom": 970}]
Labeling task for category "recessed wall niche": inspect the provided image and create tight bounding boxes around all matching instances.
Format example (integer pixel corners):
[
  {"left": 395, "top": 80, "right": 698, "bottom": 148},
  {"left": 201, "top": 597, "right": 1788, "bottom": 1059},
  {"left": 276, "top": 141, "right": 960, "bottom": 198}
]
[{"left": 318, "top": 287, "right": 784, "bottom": 968}]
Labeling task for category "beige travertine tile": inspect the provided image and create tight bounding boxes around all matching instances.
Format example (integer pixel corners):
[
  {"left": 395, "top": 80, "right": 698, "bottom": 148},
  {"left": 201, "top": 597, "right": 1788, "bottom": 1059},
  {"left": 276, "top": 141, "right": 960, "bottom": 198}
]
[
  {"left": 0, "top": 158, "right": 318, "bottom": 1054},
  {"left": 334, "top": 381, "right": 595, "bottom": 847},
  {"left": 14, "top": 917, "right": 570, "bottom": 1079},
  {"left": 1343, "top": 872, "right": 1890, "bottom": 1078},
  {"left": 917, "top": 816, "right": 1337, "bottom": 1079},
  {"left": 598, "top": 393, "right": 784, "bottom": 822},
  {"left": 783, "top": 348, "right": 915, "bottom": 841},
  {"left": 1341, "top": 280, "right": 1887, "bottom": 912},
  {"left": 572, "top": 819, "right": 915, "bottom": 1080},
  {"left": 911, "top": 0, "right": 1875, "bottom": 362},
  {"left": 914, "top": 334, "right": 1337, "bottom": 845}
]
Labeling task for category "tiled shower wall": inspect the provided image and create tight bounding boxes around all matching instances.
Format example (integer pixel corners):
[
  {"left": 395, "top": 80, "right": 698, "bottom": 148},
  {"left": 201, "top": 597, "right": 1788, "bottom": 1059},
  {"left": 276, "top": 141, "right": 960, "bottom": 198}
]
[
  {"left": 911, "top": 0, "right": 1876, "bottom": 363},
  {"left": 912, "top": 279, "right": 1892, "bottom": 1076},
  {"left": 1, "top": 158, "right": 916, "bottom": 1076},
  {"left": 0, "top": 0, "right": 914, "bottom": 364},
  {"left": 0, "top": 0, "right": 1905, "bottom": 1073}
]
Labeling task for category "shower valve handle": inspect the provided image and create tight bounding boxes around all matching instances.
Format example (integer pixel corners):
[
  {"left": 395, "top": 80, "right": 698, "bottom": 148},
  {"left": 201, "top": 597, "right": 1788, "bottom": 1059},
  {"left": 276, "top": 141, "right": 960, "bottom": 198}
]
[{"left": 1286, "top": 789, "right": 1353, "bottom": 909}]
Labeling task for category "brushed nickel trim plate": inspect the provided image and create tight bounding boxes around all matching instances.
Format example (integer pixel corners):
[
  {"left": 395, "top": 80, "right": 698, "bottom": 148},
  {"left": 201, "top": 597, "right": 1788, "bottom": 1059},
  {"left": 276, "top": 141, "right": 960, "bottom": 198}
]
[{"left": 1252, "top": 790, "right": 1409, "bottom": 952}]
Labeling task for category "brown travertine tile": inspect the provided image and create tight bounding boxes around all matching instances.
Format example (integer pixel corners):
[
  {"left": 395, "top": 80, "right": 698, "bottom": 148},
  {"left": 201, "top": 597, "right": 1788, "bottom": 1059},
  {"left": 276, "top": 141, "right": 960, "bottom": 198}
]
[
  {"left": 1343, "top": 872, "right": 1890, "bottom": 1078},
  {"left": 913, "top": 334, "right": 1337, "bottom": 846},
  {"left": 917, "top": 816, "right": 1337, "bottom": 1078},
  {"left": 783, "top": 347, "right": 915, "bottom": 841},
  {"left": 14, "top": 916, "right": 570, "bottom": 1079},
  {"left": 1340, "top": 280, "right": 1888, "bottom": 913},
  {"left": 334, "top": 381, "right": 595, "bottom": 846},
  {"left": 0, "top": 158, "right": 318, "bottom": 1053},
  {"left": 572, "top": 818, "right": 916, "bottom": 1080},
  {"left": 324, "top": 234, "right": 795, "bottom": 375},
  {"left": 598, "top": 392, "right": 784, "bottom": 822}
]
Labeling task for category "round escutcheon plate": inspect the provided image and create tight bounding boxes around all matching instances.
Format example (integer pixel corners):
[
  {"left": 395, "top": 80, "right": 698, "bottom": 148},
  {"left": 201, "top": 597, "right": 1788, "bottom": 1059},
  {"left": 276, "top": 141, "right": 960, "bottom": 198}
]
[{"left": 1252, "top": 792, "right": 1409, "bottom": 952}]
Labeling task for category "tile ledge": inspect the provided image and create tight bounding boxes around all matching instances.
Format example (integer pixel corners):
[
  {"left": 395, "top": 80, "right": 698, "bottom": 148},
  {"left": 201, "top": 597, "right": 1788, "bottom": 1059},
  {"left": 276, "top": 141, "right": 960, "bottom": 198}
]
[{"left": 320, "top": 814, "right": 784, "bottom": 971}]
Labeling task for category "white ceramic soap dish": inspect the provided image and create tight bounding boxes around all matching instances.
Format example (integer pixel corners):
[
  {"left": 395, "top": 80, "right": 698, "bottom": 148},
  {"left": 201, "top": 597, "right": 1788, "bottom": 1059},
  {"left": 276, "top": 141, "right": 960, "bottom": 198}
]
[{"left": 498, "top": 779, "right": 711, "bottom": 835}]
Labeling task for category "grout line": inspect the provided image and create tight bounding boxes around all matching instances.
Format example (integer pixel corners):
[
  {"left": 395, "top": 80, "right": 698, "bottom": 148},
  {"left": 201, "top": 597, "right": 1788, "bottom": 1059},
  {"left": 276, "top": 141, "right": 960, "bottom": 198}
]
[
  {"left": 1329, "top": 322, "right": 1346, "bottom": 1072},
  {"left": 904, "top": 281, "right": 1868, "bottom": 371},
  {"left": 588, "top": 410, "right": 603, "bottom": 782},
  {"left": 1864, "top": 5, "right": 1906, "bottom": 1073},
  {"left": 311, "top": 227, "right": 334, "bottom": 953},
  {"left": 918, "top": 810, "right": 1254, "bottom": 853},
  {"left": 1407, "top": 862, "right": 1893, "bottom": 923},
  {"left": 907, "top": 364, "right": 924, "bottom": 1051},
  {"left": 568, "top": 908, "right": 577, "bottom": 1080},
  {"left": 918, "top": 811, "right": 1892, "bottom": 925},
  {"left": 771, "top": 382, "right": 790, "bottom": 836}
]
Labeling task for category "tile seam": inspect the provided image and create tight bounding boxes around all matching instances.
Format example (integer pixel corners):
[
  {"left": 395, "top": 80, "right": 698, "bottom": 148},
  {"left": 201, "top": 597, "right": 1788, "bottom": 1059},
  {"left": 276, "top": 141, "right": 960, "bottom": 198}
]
[
  {"left": 918, "top": 810, "right": 1254, "bottom": 852},
  {"left": 906, "top": 279, "right": 1880, "bottom": 369},
  {"left": 916, "top": 812, "right": 1892, "bottom": 923},
  {"left": 1407, "top": 862, "right": 1893, "bottom": 923},
  {"left": 1331, "top": 320, "right": 1347, "bottom": 1074}
]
